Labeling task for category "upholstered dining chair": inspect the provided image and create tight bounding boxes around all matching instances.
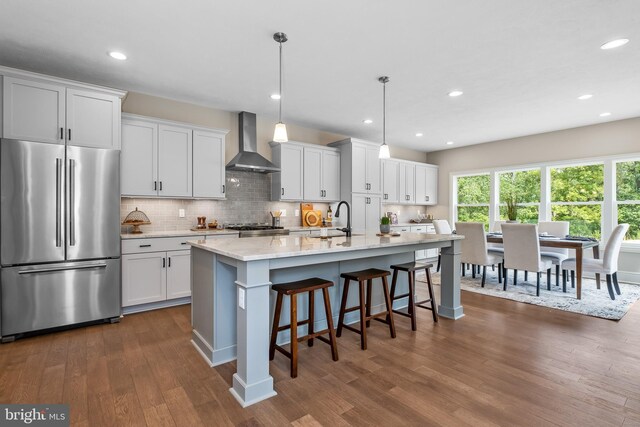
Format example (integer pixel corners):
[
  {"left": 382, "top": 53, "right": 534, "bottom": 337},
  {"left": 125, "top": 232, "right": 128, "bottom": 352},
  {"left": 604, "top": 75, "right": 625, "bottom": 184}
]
[
  {"left": 433, "top": 219, "right": 453, "bottom": 272},
  {"left": 501, "top": 223, "right": 553, "bottom": 296},
  {"left": 538, "top": 221, "right": 570, "bottom": 287},
  {"left": 456, "top": 222, "right": 503, "bottom": 287},
  {"left": 488, "top": 220, "right": 506, "bottom": 257},
  {"left": 561, "top": 223, "right": 629, "bottom": 300}
]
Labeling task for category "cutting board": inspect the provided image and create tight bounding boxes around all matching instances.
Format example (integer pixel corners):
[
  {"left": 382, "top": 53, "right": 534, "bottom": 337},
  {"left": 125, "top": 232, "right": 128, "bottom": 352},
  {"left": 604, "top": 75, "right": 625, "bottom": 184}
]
[{"left": 301, "top": 203, "right": 323, "bottom": 227}]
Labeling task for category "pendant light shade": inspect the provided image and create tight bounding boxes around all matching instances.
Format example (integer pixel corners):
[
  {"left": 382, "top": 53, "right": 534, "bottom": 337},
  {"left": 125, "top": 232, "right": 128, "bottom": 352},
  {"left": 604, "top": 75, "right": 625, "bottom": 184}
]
[
  {"left": 273, "top": 32, "right": 288, "bottom": 142},
  {"left": 378, "top": 76, "right": 391, "bottom": 159}
]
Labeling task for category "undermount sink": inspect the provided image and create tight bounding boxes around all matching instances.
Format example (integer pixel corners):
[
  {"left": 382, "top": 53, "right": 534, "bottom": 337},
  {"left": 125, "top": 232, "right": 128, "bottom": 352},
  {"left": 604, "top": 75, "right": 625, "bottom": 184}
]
[{"left": 308, "top": 233, "right": 364, "bottom": 238}]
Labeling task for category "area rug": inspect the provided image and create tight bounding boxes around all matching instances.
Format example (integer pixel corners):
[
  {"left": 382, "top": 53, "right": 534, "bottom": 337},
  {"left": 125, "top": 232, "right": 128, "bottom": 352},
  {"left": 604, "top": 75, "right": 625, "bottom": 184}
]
[{"left": 417, "top": 269, "right": 640, "bottom": 320}]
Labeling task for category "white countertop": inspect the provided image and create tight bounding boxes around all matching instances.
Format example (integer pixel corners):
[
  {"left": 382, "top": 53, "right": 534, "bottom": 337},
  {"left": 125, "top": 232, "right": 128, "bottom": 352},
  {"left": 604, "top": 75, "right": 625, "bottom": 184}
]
[
  {"left": 121, "top": 229, "right": 239, "bottom": 239},
  {"left": 189, "top": 232, "right": 462, "bottom": 261}
]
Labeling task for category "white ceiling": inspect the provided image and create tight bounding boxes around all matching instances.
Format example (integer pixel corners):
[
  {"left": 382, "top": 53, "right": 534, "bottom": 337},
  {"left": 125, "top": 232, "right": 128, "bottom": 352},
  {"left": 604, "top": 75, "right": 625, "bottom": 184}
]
[{"left": 1, "top": 1, "right": 639, "bottom": 152}]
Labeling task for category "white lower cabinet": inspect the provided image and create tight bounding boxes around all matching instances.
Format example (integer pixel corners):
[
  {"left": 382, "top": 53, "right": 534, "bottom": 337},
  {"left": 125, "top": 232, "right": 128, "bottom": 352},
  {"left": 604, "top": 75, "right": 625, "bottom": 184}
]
[
  {"left": 390, "top": 225, "right": 438, "bottom": 261},
  {"left": 352, "top": 193, "right": 381, "bottom": 233},
  {"left": 122, "top": 236, "right": 204, "bottom": 310}
]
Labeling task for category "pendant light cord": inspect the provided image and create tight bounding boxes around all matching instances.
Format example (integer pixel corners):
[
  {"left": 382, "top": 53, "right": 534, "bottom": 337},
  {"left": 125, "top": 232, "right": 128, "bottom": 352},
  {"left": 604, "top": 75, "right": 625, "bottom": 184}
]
[
  {"left": 278, "top": 41, "right": 283, "bottom": 123},
  {"left": 382, "top": 79, "right": 386, "bottom": 145}
]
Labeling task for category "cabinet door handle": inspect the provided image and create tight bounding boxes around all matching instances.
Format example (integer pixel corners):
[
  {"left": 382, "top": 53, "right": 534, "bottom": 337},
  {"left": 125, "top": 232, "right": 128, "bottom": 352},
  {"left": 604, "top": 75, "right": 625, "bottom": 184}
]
[
  {"left": 154, "top": 181, "right": 157, "bottom": 191},
  {"left": 181, "top": 242, "right": 188, "bottom": 245},
  {"left": 162, "top": 258, "right": 166, "bottom": 268},
  {"left": 168, "top": 257, "right": 171, "bottom": 267},
  {"left": 159, "top": 181, "right": 163, "bottom": 191},
  {"left": 281, "top": 188, "right": 284, "bottom": 196},
  {"left": 68, "top": 128, "right": 71, "bottom": 141},
  {"left": 425, "top": 195, "right": 430, "bottom": 201},
  {"left": 60, "top": 127, "right": 64, "bottom": 140},
  {"left": 139, "top": 244, "right": 151, "bottom": 248},
  {"left": 222, "top": 184, "right": 225, "bottom": 194}
]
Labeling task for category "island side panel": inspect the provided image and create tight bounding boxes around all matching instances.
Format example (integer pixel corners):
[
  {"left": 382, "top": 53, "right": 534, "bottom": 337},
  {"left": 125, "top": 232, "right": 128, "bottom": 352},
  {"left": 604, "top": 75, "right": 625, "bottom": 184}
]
[
  {"left": 191, "top": 247, "right": 216, "bottom": 365},
  {"left": 231, "top": 259, "right": 277, "bottom": 407},
  {"left": 439, "top": 239, "right": 464, "bottom": 319}
]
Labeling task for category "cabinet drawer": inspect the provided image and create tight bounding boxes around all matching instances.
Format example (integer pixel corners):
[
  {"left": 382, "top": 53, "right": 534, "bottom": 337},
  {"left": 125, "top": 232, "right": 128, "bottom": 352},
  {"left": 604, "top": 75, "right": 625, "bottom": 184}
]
[{"left": 122, "top": 235, "right": 205, "bottom": 254}]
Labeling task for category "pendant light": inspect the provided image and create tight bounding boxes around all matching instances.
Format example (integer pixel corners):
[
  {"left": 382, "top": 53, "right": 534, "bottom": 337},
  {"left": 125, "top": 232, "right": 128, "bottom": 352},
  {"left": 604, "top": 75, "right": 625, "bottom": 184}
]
[
  {"left": 273, "top": 32, "right": 288, "bottom": 142},
  {"left": 378, "top": 76, "right": 391, "bottom": 159}
]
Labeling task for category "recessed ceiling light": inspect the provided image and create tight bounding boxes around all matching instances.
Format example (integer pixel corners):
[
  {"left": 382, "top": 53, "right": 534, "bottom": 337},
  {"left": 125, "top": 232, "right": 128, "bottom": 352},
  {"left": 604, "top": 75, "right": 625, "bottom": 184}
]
[
  {"left": 448, "top": 90, "right": 463, "bottom": 97},
  {"left": 108, "top": 51, "right": 127, "bottom": 60},
  {"left": 578, "top": 94, "right": 593, "bottom": 100},
  {"left": 600, "top": 38, "right": 629, "bottom": 50},
  {"left": 270, "top": 93, "right": 281, "bottom": 100},
  {"left": 416, "top": 133, "right": 423, "bottom": 137},
  {"left": 599, "top": 112, "right": 611, "bottom": 117},
  {"left": 446, "top": 141, "right": 454, "bottom": 145},
  {"left": 363, "top": 119, "right": 373, "bottom": 124}
]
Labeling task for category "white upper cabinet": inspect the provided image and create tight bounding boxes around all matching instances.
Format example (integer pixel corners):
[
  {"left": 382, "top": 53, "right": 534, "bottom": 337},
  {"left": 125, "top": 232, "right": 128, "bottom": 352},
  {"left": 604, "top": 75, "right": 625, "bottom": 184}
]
[
  {"left": 303, "top": 146, "right": 340, "bottom": 202},
  {"left": 2, "top": 77, "right": 65, "bottom": 144},
  {"left": 350, "top": 142, "right": 381, "bottom": 194},
  {"left": 1, "top": 71, "right": 124, "bottom": 149},
  {"left": 121, "top": 114, "right": 227, "bottom": 199},
  {"left": 271, "top": 142, "right": 304, "bottom": 201},
  {"left": 66, "top": 88, "right": 120, "bottom": 149},
  {"left": 193, "top": 129, "right": 226, "bottom": 198},
  {"left": 415, "top": 164, "right": 438, "bottom": 205},
  {"left": 121, "top": 119, "right": 158, "bottom": 196},
  {"left": 382, "top": 159, "right": 399, "bottom": 203},
  {"left": 321, "top": 149, "right": 340, "bottom": 201},
  {"left": 399, "top": 162, "right": 415, "bottom": 204},
  {"left": 158, "top": 124, "right": 192, "bottom": 198},
  {"left": 365, "top": 145, "right": 382, "bottom": 194}
]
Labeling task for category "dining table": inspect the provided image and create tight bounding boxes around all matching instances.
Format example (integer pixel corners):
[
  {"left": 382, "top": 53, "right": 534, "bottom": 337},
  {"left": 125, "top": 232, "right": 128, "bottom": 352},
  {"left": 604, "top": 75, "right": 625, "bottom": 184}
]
[{"left": 486, "top": 234, "right": 600, "bottom": 300}]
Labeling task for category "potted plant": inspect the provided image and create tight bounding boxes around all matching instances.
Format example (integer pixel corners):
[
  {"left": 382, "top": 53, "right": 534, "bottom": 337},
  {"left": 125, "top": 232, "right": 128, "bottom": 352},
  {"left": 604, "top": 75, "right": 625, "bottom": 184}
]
[
  {"left": 505, "top": 196, "right": 518, "bottom": 222},
  {"left": 380, "top": 216, "right": 391, "bottom": 234}
]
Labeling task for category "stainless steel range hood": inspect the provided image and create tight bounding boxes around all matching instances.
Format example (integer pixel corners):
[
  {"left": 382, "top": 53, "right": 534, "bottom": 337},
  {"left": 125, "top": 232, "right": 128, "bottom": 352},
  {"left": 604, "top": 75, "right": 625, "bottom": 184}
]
[{"left": 226, "top": 111, "right": 280, "bottom": 173}]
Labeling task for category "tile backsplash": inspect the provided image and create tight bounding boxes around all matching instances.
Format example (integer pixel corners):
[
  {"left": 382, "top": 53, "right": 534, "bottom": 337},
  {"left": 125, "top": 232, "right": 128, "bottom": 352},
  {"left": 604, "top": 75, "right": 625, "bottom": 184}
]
[
  {"left": 120, "top": 171, "right": 432, "bottom": 233},
  {"left": 121, "top": 170, "right": 328, "bottom": 233}
]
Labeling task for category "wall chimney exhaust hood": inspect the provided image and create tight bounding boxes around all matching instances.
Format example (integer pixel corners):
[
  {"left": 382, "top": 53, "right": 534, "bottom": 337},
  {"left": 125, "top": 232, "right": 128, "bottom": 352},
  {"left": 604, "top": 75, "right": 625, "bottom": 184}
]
[{"left": 226, "top": 112, "right": 280, "bottom": 173}]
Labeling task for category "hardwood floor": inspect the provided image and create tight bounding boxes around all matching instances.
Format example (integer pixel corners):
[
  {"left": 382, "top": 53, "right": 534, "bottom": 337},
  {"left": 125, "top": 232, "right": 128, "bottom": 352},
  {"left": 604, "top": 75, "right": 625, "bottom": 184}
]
[{"left": 2, "top": 287, "right": 640, "bottom": 426}]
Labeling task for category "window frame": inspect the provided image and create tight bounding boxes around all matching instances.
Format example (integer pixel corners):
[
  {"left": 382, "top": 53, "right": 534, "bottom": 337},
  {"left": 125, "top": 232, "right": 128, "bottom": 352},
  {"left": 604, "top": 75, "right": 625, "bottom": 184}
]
[
  {"left": 453, "top": 172, "right": 491, "bottom": 226},
  {"left": 614, "top": 157, "right": 640, "bottom": 245},
  {"left": 449, "top": 152, "right": 640, "bottom": 250}
]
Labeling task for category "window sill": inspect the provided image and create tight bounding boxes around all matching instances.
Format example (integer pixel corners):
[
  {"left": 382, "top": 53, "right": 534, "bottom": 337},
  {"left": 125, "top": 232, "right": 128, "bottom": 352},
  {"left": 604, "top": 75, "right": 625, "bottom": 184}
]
[{"left": 621, "top": 243, "right": 640, "bottom": 254}]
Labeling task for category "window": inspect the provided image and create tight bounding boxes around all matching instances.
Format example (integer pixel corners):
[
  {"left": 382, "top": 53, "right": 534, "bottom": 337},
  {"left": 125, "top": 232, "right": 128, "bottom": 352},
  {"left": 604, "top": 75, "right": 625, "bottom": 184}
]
[
  {"left": 498, "top": 169, "right": 540, "bottom": 223},
  {"left": 550, "top": 164, "right": 603, "bottom": 238},
  {"left": 455, "top": 174, "right": 490, "bottom": 227},
  {"left": 616, "top": 160, "right": 640, "bottom": 242}
]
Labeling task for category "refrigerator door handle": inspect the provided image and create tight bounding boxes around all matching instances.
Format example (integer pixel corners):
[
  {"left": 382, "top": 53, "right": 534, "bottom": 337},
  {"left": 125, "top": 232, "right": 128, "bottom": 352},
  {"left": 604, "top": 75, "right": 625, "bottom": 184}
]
[
  {"left": 18, "top": 263, "right": 108, "bottom": 275},
  {"left": 69, "top": 158, "right": 76, "bottom": 246},
  {"left": 56, "top": 158, "right": 63, "bottom": 247}
]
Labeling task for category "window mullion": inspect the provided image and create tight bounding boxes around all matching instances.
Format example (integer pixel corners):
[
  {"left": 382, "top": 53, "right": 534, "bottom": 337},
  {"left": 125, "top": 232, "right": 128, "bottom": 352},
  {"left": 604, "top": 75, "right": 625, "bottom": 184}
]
[
  {"left": 540, "top": 165, "right": 550, "bottom": 221},
  {"left": 603, "top": 159, "right": 615, "bottom": 242},
  {"left": 489, "top": 171, "right": 498, "bottom": 230}
]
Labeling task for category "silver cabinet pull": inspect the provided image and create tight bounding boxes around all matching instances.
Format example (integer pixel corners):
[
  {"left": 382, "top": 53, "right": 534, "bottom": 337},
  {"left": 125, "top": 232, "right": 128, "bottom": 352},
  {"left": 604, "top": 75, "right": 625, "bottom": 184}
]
[
  {"left": 168, "top": 257, "right": 171, "bottom": 267},
  {"left": 154, "top": 181, "right": 157, "bottom": 191},
  {"left": 281, "top": 188, "right": 284, "bottom": 196},
  {"left": 60, "top": 127, "right": 64, "bottom": 140},
  {"left": 19, "top": 263, "right": 107, "bottom": 275},
  {"left": 162, "top": 258, "right": 166, "bottom": 268},
  {"left": 55, "top": 158, "right": 62, "bottom": 247},
  {"left": 159, "top": 181, "right": 163, "bottom": 191},
  {"left": 222, "top": 184, "right": 225, "bottom": 194},
  {"left": 425, "top": 196, "right": 430, "bottom": 201},
  {"left": 68, "top": 128, "right": 71, "bottom": 141},
  {"left": 139, "top": 244, "right": 151, "bottom": 248},
  {"left": 69, "top": 159, "right": 76, "bottom": 246}
]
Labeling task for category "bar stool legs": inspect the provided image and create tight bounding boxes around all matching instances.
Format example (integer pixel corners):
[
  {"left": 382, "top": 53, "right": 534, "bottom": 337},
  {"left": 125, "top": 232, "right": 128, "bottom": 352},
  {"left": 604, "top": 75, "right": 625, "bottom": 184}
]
[
  {"left": 337, "top": 269, "right": 396, "bottom": 351},
  {"left": 389, "top": 262, "right": 438, "bottom": 331},
  {"left": 269, "top": 278, "right": 339, "bottom": 378}
]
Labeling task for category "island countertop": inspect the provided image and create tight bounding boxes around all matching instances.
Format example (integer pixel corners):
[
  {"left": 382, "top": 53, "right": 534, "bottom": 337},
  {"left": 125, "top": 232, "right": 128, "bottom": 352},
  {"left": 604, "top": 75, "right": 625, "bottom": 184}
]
[{"left": 188, "top": 232, "right": 462, "bottom": 261}]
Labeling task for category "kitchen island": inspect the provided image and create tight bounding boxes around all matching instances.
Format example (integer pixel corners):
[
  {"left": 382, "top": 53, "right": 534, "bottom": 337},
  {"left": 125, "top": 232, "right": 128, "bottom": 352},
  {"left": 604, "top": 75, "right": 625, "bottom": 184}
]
[{"left": 189, "top": 232, "right": 463, "bottom": 407}]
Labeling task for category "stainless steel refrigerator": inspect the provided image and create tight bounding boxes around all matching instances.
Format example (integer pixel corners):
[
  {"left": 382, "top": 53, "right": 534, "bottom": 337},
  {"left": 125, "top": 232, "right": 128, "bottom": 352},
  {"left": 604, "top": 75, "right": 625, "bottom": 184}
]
[{"left": 1, "top": 138, "right": 121, "bottom": 342}]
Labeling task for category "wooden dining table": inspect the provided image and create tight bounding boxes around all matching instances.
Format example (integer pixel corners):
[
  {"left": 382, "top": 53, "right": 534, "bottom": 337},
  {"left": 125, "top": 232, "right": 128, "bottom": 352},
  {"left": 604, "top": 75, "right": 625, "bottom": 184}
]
[{"left": 486, "top": 234, "right": 600, "bottom": 300}]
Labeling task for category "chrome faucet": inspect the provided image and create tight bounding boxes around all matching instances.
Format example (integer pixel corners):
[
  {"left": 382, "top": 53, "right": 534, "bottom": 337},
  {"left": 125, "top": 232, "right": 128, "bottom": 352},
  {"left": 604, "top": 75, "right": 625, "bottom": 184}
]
[{"left": 334, "top": 201, "right": 352, "bottom": 237}]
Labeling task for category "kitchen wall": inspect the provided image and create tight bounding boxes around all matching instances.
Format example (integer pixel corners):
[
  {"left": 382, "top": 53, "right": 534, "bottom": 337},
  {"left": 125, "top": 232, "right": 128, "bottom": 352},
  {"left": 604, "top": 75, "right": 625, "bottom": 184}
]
[
  {"left": 122, "top": 92, "right": 428, "bottom": 163},
  {"left": 425, "top": 116, "right": 640, "bottom": 283}
]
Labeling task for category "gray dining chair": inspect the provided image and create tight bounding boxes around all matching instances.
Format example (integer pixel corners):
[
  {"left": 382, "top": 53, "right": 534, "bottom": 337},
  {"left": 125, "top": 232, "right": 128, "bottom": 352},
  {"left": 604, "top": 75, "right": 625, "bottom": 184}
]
[
  {"left": 456, "top": 222, "right": 503, "bottom": 287},
  {"left": 561, "top": 223, "right": 629, "bottom": 300},
  {"left": 538, "top": 221, "right": 570, "bottom": 287},
  {"left": 502, "top": 223, "right": 553, "bottom": 296}
]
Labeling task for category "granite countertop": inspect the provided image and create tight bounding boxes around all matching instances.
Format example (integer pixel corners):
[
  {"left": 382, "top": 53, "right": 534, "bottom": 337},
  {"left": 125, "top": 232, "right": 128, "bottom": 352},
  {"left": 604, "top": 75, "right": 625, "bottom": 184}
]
[
  {"left": 188, "top": 232, "right": 462, "bottom": 261},
  {"left": 121, "top": 229, "right": 239, "bottom": 239}
]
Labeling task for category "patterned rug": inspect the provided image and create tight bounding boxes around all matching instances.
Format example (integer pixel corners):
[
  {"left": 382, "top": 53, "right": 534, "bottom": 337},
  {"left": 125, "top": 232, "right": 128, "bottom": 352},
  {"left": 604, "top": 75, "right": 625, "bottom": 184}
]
[{"left": 418, "top": 269, "right": 640, "bottom": 320}]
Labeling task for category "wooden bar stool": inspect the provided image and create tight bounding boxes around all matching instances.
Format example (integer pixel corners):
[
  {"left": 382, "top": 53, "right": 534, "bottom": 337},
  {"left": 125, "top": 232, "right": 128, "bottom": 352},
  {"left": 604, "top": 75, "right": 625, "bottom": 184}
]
[
  {"left": 389, "top": 262, "right": 438, "bottom": 331},
  {"left": 337, "top": 268, "right": 396, "bottom": 350},
  {"left": 269, "top": 278, "right": 339, "bottom": 378}
]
